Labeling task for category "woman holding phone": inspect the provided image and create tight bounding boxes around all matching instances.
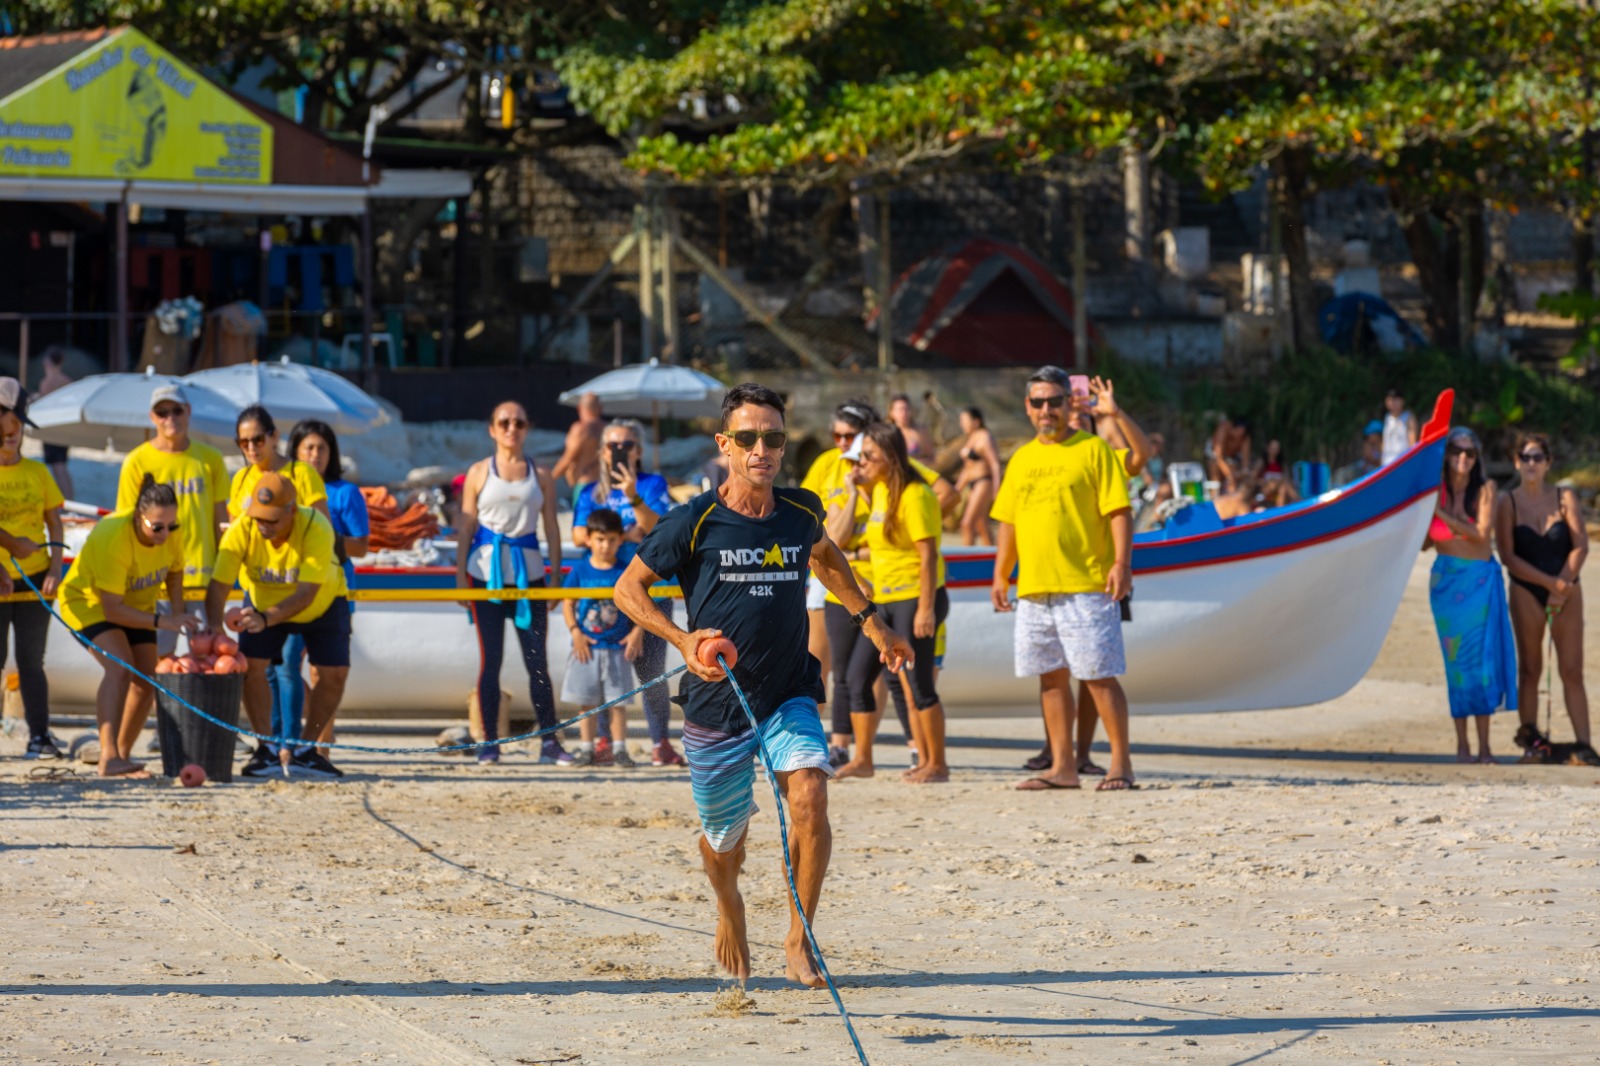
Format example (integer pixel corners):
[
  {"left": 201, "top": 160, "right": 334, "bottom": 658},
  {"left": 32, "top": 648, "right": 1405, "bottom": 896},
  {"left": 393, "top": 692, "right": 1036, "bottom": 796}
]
[{"left": 572, "top": 419, "right": 684, "bottom": 766}]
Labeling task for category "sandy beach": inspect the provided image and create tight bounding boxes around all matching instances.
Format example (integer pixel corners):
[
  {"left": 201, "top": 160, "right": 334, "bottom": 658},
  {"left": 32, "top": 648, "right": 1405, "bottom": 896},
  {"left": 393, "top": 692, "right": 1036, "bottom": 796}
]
[{"left": 2, "top": 552, "right": 1598, "bottom": 1065}]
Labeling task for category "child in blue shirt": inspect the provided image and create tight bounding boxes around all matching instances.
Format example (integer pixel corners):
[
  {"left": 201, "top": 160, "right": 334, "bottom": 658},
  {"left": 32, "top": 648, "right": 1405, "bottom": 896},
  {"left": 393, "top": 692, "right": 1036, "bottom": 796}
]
[{"left": 561, "top": 508, "right": 643, "bottom": 767}]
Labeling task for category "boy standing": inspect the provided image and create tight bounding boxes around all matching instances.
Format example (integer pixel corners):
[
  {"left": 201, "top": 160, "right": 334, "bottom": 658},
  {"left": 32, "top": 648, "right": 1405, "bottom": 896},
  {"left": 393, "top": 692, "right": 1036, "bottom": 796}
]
[{"left": 562, "top": 508, "right": 644, "bottom": 767}]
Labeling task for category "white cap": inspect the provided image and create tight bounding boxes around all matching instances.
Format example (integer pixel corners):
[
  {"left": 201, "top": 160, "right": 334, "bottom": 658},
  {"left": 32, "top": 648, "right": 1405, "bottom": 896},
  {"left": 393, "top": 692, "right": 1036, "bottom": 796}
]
[{"left": 149, "top": 383, "right": 188, "bottom": 409}]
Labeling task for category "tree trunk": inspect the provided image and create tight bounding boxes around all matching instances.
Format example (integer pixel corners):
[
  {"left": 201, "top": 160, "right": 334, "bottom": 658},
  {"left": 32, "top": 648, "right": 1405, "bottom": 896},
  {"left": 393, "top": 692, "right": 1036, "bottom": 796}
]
[
  {"left": 778, "top": 187, "right": 845, "bottom": 318},
  {"left": 1389, "top": 189, "right": 1487, "bottom": 352},
  {"left": 1577, "top": 131, "right": 1598, "bottom": 295},
  {"left": 375, "top": 198, "right": 449, "bottom": 303},
  {"left": 1273, "top": 149, "right": 1320, "bottom": 353}
]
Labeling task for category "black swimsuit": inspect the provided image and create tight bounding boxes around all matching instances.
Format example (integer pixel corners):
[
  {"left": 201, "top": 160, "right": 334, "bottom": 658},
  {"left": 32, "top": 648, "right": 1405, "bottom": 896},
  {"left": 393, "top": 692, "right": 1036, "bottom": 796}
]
[{"left": 1510, "top": 492, "right": 1574, "bottom": 609}]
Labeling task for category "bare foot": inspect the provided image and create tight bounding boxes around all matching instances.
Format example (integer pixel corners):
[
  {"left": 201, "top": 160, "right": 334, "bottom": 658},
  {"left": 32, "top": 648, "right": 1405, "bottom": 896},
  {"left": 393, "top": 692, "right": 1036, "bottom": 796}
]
[
  {"left": 784, "top": 933, "right": 826, "bottom": 988},
  {"left": 99, "top": 758, "right": 150, "bottom": 779},
  {"left": 833, "top": 759, "right": 875, "bottom": 780},
  {"left": 713, "top": 893, "right": 751, "bottom": 982},
  {"left": 1479, "top": 752, "right": 1498, "bottom": 765},
  {"left": 1455, "top": 751, "right": 1475, "bottom": 764},
  {"left": 1017, "top": 772, "right": 1080, "bottom": 790},
  {"left": 905, "top": 764, "right": 949, "bottom": 784}
]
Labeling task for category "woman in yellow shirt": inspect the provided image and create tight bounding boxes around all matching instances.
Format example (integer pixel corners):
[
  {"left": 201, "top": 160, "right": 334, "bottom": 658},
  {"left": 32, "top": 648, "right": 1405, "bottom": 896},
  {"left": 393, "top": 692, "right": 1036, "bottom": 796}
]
[
  {"left": 58, "top": 476, "right": 193, "bottom": 778},
  {"left": 835, "top": 422, "right": 950, "bottom": 783},
  {"left": 0, "top": 378, "right": 65, "bottom": 758},
  {"left": 228, "top": 405, "right": 329, "bottom": 521}
]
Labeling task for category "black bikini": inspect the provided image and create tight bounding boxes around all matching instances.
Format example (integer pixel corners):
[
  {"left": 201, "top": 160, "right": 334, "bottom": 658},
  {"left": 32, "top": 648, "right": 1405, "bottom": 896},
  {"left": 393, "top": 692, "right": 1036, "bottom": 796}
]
[{"left": 1510, "top": 492, "right": 1574, "bottom": 608}]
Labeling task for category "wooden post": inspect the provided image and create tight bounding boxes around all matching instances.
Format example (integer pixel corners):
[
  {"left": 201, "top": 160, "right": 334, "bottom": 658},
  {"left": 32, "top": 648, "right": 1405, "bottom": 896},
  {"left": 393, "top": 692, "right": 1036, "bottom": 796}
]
[
  {"left": 637, "top": 203, "right": 655, "bottom": 362},
  {"left": 1122, "top": 145, "right": 1150, "bottom": 265},
  {"left": 661, "top": 198, "right": 679, "bottom": 363},
  {"left": 114, "top": 195, "right": 129, "bottom": 372},
  {"left": 1071, "top": 179, "right": 1089, "bottom": 368},
  {"left": 877, "top": 192, "right": 892, "bottom": 374}
]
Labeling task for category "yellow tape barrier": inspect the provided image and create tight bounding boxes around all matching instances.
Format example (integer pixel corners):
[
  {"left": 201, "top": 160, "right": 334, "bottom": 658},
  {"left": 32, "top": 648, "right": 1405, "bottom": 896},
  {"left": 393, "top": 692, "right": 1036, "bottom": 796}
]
[{"left": 0, "top": 586, "right": 683, "bottom": 605}]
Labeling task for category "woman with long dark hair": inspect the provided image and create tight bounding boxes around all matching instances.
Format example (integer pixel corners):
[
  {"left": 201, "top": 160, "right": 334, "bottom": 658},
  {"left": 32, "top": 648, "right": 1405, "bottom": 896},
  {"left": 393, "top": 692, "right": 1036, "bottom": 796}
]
[
  {"left": 834, "top": 422, "right": 950, "bottom": 782},
  {"left": 229, "top": 405, "right": 328, "bottom": 520},
  {"left": 1493, "top": 431, "right": 1598, "bottom": 764},
  {"left": 1428, "top": 427, "right": 1516, "bottom": 763},
  {"left": 274, "top": 420, "right": 370, "bottom": 751}
]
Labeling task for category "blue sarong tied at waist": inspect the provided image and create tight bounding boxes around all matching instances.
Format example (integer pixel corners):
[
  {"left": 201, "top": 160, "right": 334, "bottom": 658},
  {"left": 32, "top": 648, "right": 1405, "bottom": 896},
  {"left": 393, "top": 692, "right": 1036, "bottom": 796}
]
[
  {"left": 472, "top": 526, "right": 541, "bottom": 630},
  {"left": 1429, "top": 554, "right": 1518, "bottom": 719}
]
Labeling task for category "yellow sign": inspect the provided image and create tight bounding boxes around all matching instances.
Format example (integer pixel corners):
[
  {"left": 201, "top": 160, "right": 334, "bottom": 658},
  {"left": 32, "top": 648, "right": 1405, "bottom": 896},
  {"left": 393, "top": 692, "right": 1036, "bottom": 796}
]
[{"left": 0, "top": 27, "right": 272, "bottom": 184}]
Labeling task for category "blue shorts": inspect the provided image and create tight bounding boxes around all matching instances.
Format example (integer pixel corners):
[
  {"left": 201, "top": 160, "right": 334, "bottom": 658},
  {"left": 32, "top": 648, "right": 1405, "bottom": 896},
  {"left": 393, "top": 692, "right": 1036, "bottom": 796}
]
[
  {"left": 683, "top": 696, "right": 833, "bottom": 853},
  {"left": 238, "top": 597, "right": 352, "bottom": 668}
]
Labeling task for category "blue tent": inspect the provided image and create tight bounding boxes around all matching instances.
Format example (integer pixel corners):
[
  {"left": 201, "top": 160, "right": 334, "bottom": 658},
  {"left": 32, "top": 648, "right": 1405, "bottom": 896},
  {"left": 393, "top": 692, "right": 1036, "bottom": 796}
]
[{"left": 1319, "top": 293, "right": 1427, "bottom": 353}]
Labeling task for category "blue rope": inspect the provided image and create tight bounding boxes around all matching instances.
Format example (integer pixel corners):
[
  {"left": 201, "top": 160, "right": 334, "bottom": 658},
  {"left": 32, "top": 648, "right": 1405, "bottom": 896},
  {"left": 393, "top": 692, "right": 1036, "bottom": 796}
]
[
  {"left": 6, "top": 554, "right": 683, "bottom": 754},
  {"left": 719, "top": 654, "right": 870, "bottom": 1066}
]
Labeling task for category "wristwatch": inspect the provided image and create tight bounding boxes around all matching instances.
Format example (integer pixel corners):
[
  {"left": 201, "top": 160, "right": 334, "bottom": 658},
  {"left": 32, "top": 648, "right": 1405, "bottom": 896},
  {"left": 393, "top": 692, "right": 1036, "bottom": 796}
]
[
  {"left": 627, "top": 493, "right": 644, "bottom": 506},
  {"left": 850, "top": 602, "right": 878, "bottom": 628}
]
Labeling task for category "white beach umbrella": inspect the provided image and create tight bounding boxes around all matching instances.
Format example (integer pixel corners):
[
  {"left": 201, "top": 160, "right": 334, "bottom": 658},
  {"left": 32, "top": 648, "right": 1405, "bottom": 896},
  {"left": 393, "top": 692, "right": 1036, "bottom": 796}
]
[
  {"left": 26, "top": 368, "right": 240, "bottom": 451},
  {"left": 559, "top": 359, "right": 725, "bottom": 468},
  {"left": 186, "top": 357, "right": 389, "bottom": 436},
  {"left": 558, "top": 359, "right": 725, "bottom": 420}
]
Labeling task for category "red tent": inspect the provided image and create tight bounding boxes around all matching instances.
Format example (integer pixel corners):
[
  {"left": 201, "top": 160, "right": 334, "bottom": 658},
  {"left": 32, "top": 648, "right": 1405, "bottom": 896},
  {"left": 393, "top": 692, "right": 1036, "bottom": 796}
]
[{"left": 881, "top": 237, "right": 1089, "bottom": 367}]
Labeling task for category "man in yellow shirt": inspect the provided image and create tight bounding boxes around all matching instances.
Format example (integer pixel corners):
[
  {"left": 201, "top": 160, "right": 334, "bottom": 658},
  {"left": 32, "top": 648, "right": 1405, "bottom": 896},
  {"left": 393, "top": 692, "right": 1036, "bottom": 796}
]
[
  {"left": 205, "top": 472, "right": 351, "bottom": 780},
  {"left": 991, "top": 366, "right": 1136, "bottom": 792},
  {"left": 117, "top": 384, "right": 228, "bottom": 589}
]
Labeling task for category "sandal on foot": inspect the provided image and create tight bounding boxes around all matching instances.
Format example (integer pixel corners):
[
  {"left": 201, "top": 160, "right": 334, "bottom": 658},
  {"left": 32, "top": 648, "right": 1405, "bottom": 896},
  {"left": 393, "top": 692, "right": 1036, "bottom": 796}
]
[
  {"left": 1096, "top": 775, "right": 1139, "bottom": 792},
  {"left": 1016, "top": 777, "right": 1080, "bottom": 791}
]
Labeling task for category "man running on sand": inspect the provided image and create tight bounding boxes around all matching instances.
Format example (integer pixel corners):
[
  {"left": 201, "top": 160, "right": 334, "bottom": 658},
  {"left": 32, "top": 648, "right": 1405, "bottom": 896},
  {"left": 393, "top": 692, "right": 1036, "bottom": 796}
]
[{"left": 615, "top": 382, "right": 913, "bottom": 988}]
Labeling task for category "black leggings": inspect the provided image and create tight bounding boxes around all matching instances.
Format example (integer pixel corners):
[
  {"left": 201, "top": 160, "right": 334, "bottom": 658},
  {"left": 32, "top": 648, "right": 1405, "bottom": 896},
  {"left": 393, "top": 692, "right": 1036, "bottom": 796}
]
[
  {"left": 0, "top": 598, "right": 50, "bottom": 738},
  {"left": 470, "top": 577, "right": 556, "bottom": 743},
  {"left": 824, "top": 601, "right": 898, "bottom": 735},
  {"left": 848, "top": 588, "right": 948, "bottom": 722}
]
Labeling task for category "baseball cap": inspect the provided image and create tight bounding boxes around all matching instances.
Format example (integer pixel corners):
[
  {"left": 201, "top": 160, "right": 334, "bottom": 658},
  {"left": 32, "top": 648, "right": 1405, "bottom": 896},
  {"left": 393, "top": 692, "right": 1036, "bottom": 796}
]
[
  {"left": 1363, "top": 419, "right": 1384, "bottom": 437},
  {"left": 246, "top": 471, "right": 297, "bottom": 520},
  {"left": 149, "top": 383, "right": 188, "bottom": 410},
  {"left": 0, "top": 377, "right": 38, "bottom": 428}
]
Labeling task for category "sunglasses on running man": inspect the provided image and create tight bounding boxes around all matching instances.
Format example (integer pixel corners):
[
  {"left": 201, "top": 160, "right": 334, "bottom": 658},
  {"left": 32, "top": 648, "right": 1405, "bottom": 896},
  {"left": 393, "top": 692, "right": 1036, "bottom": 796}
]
[{"left": 727, "top": 430, "right": 788, "bottom": 450}]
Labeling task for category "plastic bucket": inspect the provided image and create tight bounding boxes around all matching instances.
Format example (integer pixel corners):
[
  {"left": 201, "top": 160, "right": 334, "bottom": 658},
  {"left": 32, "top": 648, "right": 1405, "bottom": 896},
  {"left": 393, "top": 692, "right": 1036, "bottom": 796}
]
[{"left": 154, "top": 673, "right": 244, "bottom": 783}]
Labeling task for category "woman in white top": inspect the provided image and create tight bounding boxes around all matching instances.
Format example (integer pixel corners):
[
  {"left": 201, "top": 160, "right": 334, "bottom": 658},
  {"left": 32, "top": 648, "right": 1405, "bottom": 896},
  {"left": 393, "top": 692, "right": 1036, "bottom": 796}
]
[{"left": 455, "top": 401, "right": 569, "bottom": 764}]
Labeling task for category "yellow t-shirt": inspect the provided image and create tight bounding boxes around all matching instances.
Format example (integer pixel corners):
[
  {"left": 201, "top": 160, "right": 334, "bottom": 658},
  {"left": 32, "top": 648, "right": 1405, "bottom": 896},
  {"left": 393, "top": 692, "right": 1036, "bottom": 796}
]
[
  {"left": 116, "top": 440, "right": 228, "bottom": 587},
  {"left": 990, "top": 432, "right": 1131, "bottom": 598},
  {"left": 58, "top": 513, "right": 185, "bottom": 631},
  {"left": 228, "top": 460, "right": 328, "bottom": 521},
  {"left": 866, "top": 480, "right": 946, "bottom": 603},
  {"left": 0, "top": 459, "right": 63, "bottom": 577},
  {"left": 214, "top": 506, "right": 344, "bottom": 625},
  {"left": 801, "top": 449, "right": 940, "bottom": 603}
]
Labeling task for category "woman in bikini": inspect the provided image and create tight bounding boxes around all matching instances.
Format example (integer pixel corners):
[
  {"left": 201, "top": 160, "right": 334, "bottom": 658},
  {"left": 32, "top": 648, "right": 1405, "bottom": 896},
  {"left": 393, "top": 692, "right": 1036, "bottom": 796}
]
[
  {"left": 955, "top": 407, "right": 1001, "bottom": 546},
  {"left": 1494, "top": 431, "right": 1598, "bottom": 765}
]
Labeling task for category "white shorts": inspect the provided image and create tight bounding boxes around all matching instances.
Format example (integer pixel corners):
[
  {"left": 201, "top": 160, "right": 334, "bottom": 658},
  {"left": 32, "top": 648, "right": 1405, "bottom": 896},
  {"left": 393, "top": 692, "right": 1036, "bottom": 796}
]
[
  {"left": 1014, "top": 593, "right": 1126, "bottom": 680},
  {"left": 560, "top": 645, "right": 635, "bottom": 708},
  {"left": 805, "top": 574, "right": 827, "bottom": 612}
]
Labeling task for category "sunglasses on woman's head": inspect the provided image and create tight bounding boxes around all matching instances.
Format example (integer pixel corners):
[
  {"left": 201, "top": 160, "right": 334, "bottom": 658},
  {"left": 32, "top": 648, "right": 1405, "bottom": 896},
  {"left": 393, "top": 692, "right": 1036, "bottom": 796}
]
[
  {"left": 237, "top": 433, "right": 268, "bottom": 448},
  {"left": 1518, "top": 451, "right": 1548, "bottom": 463},
  {"left": 727, "top": 430, "right": 787, "bottom": 450},
  {"left": 496, "top": 417, "right": 528, "bottom": 430},
  {"left": 1027, "top": 394, "right": 1066, "bottom": 410}
]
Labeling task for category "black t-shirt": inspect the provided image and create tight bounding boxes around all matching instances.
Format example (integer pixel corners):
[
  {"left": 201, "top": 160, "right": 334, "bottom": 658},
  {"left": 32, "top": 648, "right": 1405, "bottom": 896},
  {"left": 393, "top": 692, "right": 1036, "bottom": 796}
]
[{"left": 637, "top": 486, "right": 826, "bottom": 733}]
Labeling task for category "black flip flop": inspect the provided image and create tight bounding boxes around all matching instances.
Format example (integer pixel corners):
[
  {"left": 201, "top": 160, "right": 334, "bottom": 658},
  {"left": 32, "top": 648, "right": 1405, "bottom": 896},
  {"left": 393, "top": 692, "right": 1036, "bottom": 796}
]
[{"left": 1095, "top": 776, "right": 1140, "bottom": 792}]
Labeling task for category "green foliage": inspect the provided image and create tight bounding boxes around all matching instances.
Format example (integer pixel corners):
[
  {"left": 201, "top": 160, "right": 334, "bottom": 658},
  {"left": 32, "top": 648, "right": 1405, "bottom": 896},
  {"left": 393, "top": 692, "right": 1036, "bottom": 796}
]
[{"left": 1537, "top": 291, "right": 1600, "bottom": 372}]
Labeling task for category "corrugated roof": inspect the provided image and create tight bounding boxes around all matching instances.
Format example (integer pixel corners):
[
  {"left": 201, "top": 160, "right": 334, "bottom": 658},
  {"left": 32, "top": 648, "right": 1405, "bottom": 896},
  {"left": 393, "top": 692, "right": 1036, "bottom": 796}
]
[{"left": 0, "top": 28, "right": 114, "bottom": 102}]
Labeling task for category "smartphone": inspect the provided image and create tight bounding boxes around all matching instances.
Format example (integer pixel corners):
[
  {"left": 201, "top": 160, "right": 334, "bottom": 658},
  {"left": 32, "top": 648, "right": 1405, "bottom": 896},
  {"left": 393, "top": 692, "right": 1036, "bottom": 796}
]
[
  {"left": 1119, "top": 590, "right": 1133, "bottom": 623},
  {"left": 1069, "top": 374, "right": 1091, "bottom": 399},
  {"left": 608, "top": 441, "right": 631, "bottom": 478}
]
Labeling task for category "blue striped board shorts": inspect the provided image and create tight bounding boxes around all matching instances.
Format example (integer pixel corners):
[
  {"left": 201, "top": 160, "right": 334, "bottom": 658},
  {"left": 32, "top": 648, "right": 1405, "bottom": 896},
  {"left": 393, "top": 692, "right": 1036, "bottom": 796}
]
[{"left": 682, "top": 696, "right": 833, "bottom": 853}]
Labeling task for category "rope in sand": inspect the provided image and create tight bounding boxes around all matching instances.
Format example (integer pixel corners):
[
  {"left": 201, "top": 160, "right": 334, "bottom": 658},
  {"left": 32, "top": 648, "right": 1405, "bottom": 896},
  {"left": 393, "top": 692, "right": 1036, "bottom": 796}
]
[{"left": 9, "top": 558, "right": 875, "bottom": 1061}]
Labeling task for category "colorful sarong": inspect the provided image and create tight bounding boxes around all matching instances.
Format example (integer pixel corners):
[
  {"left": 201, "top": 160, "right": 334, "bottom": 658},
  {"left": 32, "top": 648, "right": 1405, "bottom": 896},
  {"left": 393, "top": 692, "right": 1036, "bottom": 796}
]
[{"left": 1429, "top": 554, "right": 1518, "bottom": 719}]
